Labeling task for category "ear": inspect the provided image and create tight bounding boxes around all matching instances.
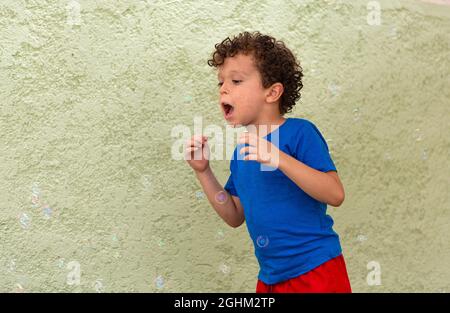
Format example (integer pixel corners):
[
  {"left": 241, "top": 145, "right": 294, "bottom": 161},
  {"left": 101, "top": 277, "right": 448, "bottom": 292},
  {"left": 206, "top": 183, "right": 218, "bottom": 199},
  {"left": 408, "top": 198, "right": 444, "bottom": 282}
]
[{"left": 265, "top": 82, "right": 284, "bottom": 104}]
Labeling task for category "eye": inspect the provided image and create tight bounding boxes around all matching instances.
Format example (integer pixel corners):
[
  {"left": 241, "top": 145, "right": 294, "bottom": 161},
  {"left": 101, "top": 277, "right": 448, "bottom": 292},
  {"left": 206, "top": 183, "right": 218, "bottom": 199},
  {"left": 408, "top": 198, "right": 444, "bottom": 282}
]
[
  {"left": 232, "top": 80, "right": 242, "bottom": 84},
  {"left": 217, "top": 82, "right": 223, "bottom": 87}
]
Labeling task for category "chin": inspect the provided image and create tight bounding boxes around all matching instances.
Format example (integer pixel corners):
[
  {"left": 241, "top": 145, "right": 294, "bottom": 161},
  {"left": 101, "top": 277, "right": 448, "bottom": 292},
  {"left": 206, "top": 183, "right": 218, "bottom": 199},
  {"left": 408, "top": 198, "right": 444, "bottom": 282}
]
[
  {"left": 225, "top": 119, "right": 242, "bottom": 128},
  {"left": 227, "top": 121, "right": 240, "bottom": 128}
]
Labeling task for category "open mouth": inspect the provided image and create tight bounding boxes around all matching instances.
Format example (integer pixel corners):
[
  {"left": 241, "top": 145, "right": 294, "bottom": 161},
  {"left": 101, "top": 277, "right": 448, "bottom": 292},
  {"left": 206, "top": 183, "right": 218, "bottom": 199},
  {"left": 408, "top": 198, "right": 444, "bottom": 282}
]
[{"left": 221, "top": 102, "right": 234, "bottom": 119}]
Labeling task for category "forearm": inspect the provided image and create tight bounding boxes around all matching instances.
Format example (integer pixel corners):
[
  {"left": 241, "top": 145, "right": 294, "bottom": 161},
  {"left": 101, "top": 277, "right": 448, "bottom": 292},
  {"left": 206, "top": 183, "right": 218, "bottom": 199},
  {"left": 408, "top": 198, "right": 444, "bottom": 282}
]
[
  {"left": 194, "top": 167, "right": 242, "bottom": 227},
  {"left": 278, "top": 152, "right": 344, "bottom": 206}
]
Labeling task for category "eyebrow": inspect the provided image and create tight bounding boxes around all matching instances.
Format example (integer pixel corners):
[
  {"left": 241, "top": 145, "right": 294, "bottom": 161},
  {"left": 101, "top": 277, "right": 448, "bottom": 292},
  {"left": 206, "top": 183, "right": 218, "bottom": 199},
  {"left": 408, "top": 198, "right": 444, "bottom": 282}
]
[{"left": 217, "top": 70, "right": 248, "bottom": 79}]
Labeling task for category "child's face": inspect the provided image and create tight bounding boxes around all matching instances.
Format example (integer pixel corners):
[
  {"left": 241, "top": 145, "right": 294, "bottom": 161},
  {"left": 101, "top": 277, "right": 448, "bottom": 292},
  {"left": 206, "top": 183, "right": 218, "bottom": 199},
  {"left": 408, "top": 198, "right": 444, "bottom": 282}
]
[{"left": 217, "top": 53, "right": 269, "bottom": 127}]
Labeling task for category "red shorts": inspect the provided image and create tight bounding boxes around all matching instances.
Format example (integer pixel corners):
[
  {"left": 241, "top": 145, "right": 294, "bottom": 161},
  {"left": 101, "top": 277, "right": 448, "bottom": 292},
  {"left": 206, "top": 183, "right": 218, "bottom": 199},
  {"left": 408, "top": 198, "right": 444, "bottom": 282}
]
[{"left": 256, "top": 254, "right": 352, "bottom": 293}]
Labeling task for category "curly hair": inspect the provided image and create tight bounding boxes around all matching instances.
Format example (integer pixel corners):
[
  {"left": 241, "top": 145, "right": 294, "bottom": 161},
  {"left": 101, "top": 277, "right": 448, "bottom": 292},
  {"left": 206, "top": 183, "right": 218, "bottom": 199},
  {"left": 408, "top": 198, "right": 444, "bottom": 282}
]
[{"left": 207, "top": 31, "right": 303, "bottom": 115}]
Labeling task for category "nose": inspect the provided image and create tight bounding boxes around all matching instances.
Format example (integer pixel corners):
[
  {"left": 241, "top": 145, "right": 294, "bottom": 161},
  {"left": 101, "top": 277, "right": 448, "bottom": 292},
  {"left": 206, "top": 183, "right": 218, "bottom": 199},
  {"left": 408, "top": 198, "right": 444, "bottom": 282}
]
[{"left": 219, "top": 82, "right": 229, "bottom": 95}]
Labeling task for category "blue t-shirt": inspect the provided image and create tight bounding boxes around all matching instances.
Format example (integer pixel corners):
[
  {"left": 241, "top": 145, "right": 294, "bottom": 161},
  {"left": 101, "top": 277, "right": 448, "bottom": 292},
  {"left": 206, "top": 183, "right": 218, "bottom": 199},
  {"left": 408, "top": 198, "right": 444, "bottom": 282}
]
[{"left": 224, "top": 117, "right": 342, "bottom": 285}]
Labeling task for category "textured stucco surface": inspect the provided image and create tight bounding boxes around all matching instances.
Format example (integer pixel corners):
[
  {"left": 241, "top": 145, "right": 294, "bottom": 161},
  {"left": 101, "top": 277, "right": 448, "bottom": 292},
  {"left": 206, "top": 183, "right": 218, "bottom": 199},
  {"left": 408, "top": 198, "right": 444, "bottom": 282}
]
[{"left": 0, "top": 0, "right": 449, "bottom": 292}]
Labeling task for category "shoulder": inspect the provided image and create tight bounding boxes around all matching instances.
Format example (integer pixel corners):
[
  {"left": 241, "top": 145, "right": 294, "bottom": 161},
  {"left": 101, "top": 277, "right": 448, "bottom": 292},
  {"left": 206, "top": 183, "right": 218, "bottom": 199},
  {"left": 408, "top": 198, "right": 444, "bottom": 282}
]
[
  {"left": 286, "top": 118, "right": 331, "bottom": 156},
  {"left": 286, "top": 117, "right": 322, "bottom": 136}
]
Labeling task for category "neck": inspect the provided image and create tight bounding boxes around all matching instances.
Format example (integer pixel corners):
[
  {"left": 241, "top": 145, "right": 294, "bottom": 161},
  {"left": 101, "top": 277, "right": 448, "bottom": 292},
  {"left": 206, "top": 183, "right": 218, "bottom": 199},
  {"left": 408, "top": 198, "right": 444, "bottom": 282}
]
[{"left": 246, "top": 115, "right": 286, "bottom": 137}]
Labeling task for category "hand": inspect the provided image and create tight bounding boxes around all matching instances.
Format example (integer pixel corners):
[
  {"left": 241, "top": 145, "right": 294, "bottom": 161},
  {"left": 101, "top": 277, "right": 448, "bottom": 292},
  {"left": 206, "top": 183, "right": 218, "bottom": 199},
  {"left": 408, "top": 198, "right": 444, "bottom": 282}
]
[
  {"left": 184, "top": 135, "right": 210, "bottom": 173},
  {"left": 238, "top": 132, "right": 282, "bottom": 169}
]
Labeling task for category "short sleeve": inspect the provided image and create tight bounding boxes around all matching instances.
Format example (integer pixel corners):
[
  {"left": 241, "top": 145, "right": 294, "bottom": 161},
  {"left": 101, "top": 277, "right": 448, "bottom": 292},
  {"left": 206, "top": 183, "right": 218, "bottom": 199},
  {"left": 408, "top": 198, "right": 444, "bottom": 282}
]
[
  {"left": 224, "top": 150, "right": 239, "bottom": 197},
  {"left": 224, "top": 171, "right": 238, "bottom": 197},
  {"left": 295, "top": 121, "right": 337, "bottom": 173}
]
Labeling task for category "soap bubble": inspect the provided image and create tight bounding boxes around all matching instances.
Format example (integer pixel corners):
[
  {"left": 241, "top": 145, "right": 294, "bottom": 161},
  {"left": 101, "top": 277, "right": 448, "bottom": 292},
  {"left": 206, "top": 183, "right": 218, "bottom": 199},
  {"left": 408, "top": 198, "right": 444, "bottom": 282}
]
[
  {"left": 195, "top": 191, "right": 205, "bottom": 199},
  {"left": 389, "top": 26, "right": 398, "bottom": 39},
  {"left": 141, "top": 175, "right": 152, "bottom": 192},
  {"left": 31, "top": 183, "right": 41, "bottom": 208},
  {"left": 256, "top": 235, "right": 269, "bottom": 248},
  {"left": 183, "top": 95, "right": 193, "bottom": 104},
  {"left": 14, "top": 283, "right": 24, "bottom": 293},
  {"left": 31, "top": 193, "right": 40, "bottom": 208},
  {"left": 215, "top": 229, "right": 225, "bottom": 240},
  {"left": 155, "top": 275, "right": 164, "bottom": 289},
  {"left": 9, "top": 260, "right": 16, "bottom": 272},
  {"left": 421, "top": 149, "right": 428, "bottom": 161},
  {"left": 328, "top": 82, "right": 340, "bottom": 96},
  {"left": 353, "top": 108, "right": 361, "bottom": 121},
  {"left": 94, "top": 279, "right": 104, "bottom": 293},
  {"left": 413, "top": 128, "right": 423, "bottom": 142},
  {"left": 357, "top": 234, "right": 367, "bottom": 242},
  {"left": 43, "top": 205, "right": 52, "bottom": 219},
  {"left": 215, "top": 191, "right": 228, "bottom": 204},
  {"left": 19, "top": 213, "right": 31, "bottom": 229},
  {"left": 219, "top": 263, "right": 231, "bottom": 274},
  {"left": 31, "top": 182, "right": 40, "bottom": 195}
]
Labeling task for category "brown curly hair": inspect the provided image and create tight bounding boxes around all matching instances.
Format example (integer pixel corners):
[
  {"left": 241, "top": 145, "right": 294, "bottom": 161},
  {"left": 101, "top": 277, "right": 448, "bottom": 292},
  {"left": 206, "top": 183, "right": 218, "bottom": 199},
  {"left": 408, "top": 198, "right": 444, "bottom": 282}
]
[{"left": 207, "top": 31, "right": 303, "bottom": 115}]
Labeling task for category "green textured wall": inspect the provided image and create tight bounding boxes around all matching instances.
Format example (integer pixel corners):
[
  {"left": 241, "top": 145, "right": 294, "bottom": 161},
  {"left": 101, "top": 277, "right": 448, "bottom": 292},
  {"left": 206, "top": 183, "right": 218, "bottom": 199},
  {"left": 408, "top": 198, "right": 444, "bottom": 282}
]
[{"left": 0, "top": 0, "right": 449, "bottom": 293}]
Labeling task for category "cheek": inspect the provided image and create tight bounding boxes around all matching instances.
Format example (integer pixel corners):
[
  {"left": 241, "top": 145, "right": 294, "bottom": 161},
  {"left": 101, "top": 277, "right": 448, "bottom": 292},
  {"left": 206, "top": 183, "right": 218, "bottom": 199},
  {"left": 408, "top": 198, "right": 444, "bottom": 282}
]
[{"left": 241, "top": 87, "right": 261, "bottom": 103}]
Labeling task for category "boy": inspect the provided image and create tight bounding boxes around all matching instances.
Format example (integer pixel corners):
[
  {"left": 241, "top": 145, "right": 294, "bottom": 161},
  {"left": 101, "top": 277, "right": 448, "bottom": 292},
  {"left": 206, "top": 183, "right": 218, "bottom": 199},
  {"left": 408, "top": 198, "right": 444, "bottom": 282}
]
[{"left": 184, "top": 31, "right": 351, "bottom": 293}]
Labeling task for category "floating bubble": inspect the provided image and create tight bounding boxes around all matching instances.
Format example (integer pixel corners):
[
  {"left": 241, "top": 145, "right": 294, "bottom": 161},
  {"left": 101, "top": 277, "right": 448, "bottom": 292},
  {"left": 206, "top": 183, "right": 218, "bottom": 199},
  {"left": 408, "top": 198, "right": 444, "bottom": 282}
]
[
  {"left": 155, "top": 275, "right": 164, "bottom": 289},
  {"left": 9, "top": 260, "right": 16, "bottom": 272},
  {"left": 94, "top": 279, "right": 104, "bottom": 293},
  {"left": 141, "top": 175, "right": 152, "bottom": 192},
  {"left": 219, "top": 263, "right": 231, "bottom": 274},
  {"left": 14, "top": 283, "right": 24, "bottom": 293},
  {"left": 158, "top": 238, "right": 165, "bottom": 247},
  {"left": 413, "top": 128, "right": 423, "bottom": 142},
  {"left": 310, "top": 60, "right": 320, "bottom": 76},
  {"left": 31, "top": 193, "right": 40, "bottom": 207},
  {"left": 215, "top": 191, "right": 228, "bottom": 204},
  {"left": 183, "top": 95, "right": 193, "bottom": 103},
  {"left": 195, "top": 191, "right": 205, "bottom": 199},
  {"left": 357, "top": 234, "right": 367, "bottom": 242},
  {"left": 389, "top": 26, "right": 398, "bottom": 39},
  {"left": 421, "top": 149, "right": 428, "bottom": 161},
  {"left": 43, "top": 205, "right": 52, "bottom": 219},
  {"left": 31, "top": 183, "right": 40, "bottom": 195},
  {"left": 57, "top": 258, "right": 65, "bottom": 269},
  {"left": 328, "top": 83, "right": 341, "bottom": 96},
  {"left": 353, "top": 108, "right": 361, "bottom": 121},
  {"left": 215, "top": 229, "right": 225, "bottom": 240},
  {"left": 19, "top": 213, "right": 31, "bottom": 229},
  {"left": 256, "top": 235, "right": 269, "bottom": 248}
]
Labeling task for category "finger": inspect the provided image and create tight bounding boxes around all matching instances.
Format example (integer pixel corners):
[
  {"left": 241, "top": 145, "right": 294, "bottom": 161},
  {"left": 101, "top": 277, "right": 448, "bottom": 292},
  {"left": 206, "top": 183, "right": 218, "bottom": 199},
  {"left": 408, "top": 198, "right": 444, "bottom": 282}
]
[
  {"left": 239, "top": 146, "right": 257, "bottom": 155},
  {"left": 239, "top": 136, "right": 254, "bottom": 145},
  {"left": 244, "top": 154, "right": 258, "bottom": 161},
  {"left": 186, "top": 146, "right": 200, "bottom": 153},
  {"left": 239, "top": 133, "right": 259, "bottom": 145},
  {"left": 188, "top": 138, "right": 203, "bottom": 148},
  {"left": 192, "top": 135, "right": 208, "bottom": 142},
  {"left": 193, "top": 135, "right": 209, "bottom": 145}
]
